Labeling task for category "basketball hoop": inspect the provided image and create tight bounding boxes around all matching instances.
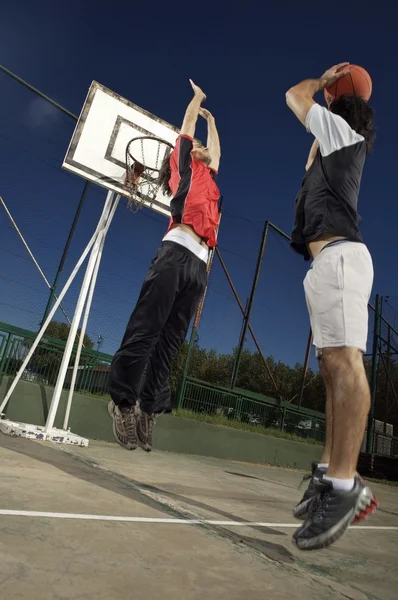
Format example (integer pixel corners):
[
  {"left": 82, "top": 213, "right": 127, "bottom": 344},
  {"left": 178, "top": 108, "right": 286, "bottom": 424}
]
[{"left": 125, "top": 136, "right": 174, "bottom": 211}]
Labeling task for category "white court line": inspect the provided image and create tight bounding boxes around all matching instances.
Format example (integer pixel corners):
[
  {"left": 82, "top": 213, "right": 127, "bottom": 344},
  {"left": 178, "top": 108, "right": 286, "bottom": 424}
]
[{"left": 0, "top": 509, "right": 396, "bottom": 530}]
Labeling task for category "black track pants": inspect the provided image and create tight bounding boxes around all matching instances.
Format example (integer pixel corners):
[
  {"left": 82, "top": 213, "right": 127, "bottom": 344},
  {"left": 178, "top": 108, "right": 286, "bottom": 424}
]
[{"left": 109, "top": 242, "right": 207, "bottom": 414}]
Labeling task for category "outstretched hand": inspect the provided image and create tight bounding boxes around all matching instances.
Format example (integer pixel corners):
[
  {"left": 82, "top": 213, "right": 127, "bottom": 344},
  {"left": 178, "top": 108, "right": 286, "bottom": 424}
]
[
  {"left": 319, "top": 63, "right": 350, "bottom": 90},
  {"left": 199, "top": 108, "right": 215, "bottom": 122},
  {"left": 189, "top": 79, "right": 207, "bottom": 102}
]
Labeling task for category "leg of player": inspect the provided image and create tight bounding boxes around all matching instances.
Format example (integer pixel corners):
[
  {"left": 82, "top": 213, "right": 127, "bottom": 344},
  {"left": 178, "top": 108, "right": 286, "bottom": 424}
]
[
  {"left": 108, "top": 245, "right": 182, "bottom": 450},
  {"left": 293, "top": 358, "right": 333, "bottom": 519},
  {"left": 136, "top": 249, "right": 206, "bottom": 452},
  {"left": 294, "top": 244, "right": 378, "bottom": 550}
]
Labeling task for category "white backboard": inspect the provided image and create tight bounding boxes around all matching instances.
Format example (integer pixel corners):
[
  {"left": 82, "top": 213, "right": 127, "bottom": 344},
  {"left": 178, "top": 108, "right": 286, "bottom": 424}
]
[{"left": 63, "top": 81, "right": 181, "bottom": 216}]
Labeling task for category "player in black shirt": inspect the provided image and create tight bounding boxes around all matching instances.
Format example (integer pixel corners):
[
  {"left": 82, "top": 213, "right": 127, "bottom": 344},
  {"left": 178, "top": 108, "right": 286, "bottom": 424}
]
[{"left": 286, "top": 63, "right": 377, "bottom": 550}]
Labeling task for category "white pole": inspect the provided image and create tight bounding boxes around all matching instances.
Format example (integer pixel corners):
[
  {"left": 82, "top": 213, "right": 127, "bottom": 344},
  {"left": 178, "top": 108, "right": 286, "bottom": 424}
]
[
  {"left": 62, "top": 195, "right": 120, "bottom": 430},
  {"left": 0, "top": 190, "right": 115, "bottom": 417},
  {"left": 44, "top": 191, "right": 115, "bottom": 433}
]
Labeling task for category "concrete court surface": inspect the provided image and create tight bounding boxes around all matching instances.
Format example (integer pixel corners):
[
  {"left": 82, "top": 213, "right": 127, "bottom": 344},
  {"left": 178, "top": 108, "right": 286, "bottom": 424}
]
[{"left": 0, "top": 436, "right": 397, "bottom": 600}]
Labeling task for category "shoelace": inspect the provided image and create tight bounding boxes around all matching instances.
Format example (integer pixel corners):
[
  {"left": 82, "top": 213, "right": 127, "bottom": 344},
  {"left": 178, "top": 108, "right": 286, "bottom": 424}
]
[
  {"left": 311, "top": 492, "right": 331, "bottom": 521},
  {"left": 121, "top": 407, "right": 136, "bottom": 435}
]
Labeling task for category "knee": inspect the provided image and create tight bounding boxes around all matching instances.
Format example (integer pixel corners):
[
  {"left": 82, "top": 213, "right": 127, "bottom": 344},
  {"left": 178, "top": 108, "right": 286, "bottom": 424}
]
[{"left": 321, "top": 348, "right": 365, "bottom": 377}]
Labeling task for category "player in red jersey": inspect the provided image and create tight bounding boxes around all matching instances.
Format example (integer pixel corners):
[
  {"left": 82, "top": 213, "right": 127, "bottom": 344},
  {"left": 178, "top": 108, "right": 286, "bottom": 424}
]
[{"left": 109, "top": 80, "right": 221, "bottom": 452}]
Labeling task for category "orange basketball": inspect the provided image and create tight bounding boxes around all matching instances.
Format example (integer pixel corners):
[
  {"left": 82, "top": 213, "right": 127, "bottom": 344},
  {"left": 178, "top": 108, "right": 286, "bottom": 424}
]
[{"left": 324, "top": 65, "right": 372, "bottom": 105}]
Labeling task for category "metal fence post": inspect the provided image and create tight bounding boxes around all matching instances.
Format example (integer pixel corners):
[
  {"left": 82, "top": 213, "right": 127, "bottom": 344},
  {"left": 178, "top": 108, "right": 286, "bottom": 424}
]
[
  {"left": 177, "top": 326, "right": 198, "bottom": 409},
  {"left": 40, "top": 182, "right": 89, "bottom": 327},
  {"left": 367, "top": 294, "right": 382, "bottom": 454},
  {"left": 384, "top": 324, "right": 391, "bottom": 434},
  {"left": 230, "top": 221, "right": 269, "bottom": 389},
  {"left": 0, "top": 333, "right": 12, "bottom": 376},
  {"left": 297, "top": 328, "right": 313, "bottom": 408}
]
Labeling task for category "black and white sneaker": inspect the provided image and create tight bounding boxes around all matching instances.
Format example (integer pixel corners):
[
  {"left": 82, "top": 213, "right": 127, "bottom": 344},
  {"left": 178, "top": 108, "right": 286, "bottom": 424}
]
[
  {"left": 293, "top": 461, "right": 326, "bottom": 520},
  {"left": 136, "top": 405, "right": 156, "bottom": 452},
  {"left": 108, "top": 400, "right": 138, "bottom": 450},
  {"left": 293, "top": 476, "right": 378, "bottom": 551}
]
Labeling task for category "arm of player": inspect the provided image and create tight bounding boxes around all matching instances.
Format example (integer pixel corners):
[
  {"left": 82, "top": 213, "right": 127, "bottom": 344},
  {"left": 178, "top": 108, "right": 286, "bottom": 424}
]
[
  {"left": 180, "top": 80, "right": 207, "bottom": 139},
  {"left": 199, "top": 108, "right": 221, "bottom": 172},
  {"left": 285, "top": 63, "right": 350, "bottom": 125}
]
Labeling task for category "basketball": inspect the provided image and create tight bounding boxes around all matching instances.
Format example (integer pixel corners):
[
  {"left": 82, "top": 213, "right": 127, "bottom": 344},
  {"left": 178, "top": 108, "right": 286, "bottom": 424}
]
[{"left": 324, "top": 65, "right": 372, "bottom": 105}]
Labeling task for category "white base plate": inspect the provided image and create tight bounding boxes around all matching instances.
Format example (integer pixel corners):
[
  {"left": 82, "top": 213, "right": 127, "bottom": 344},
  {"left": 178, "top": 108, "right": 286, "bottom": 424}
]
[{"left": 0, "top": 419, "right": 89, "bottom": 447}]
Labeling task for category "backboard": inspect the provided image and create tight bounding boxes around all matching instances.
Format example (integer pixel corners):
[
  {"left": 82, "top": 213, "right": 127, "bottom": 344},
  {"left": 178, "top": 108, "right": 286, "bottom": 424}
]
[{"left": 63, "top": 81, "right": 180, "bottom": 216}]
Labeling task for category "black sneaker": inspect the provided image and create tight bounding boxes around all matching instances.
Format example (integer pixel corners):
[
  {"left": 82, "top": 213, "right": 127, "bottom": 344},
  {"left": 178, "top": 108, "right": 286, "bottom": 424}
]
[
  {"left": 293, "top": 461, "right": 326, "bottom": 520},
  {"left": 108, "top": 401, "right": 137, "bottom": 450},
  {"left": 136, "top": 405, "right": 156, "bottom": 452},
  {"left": 293, "top": 476, "right": 378, "bottom": 551}
]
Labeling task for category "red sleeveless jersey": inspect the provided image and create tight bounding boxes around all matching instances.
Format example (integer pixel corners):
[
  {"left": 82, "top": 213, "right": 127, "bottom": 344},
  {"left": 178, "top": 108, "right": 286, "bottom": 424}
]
[{"left": 167, "top": 135, "right": 221, "bottom": 248}]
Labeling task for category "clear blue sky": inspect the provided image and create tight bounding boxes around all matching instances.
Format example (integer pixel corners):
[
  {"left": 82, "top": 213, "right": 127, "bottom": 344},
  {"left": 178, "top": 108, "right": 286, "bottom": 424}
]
[{"left": 0, "top": 2, "right": 396, "bottom": 371}]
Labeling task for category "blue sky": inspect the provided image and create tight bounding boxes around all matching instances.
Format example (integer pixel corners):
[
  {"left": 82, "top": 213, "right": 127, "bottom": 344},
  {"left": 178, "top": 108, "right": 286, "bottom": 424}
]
[{"left": 0, "top": 2, "right": 396, "bottom": 371}]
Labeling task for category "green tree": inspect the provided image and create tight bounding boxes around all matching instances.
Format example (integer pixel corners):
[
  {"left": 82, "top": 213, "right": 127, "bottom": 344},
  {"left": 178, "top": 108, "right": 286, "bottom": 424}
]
[{"left": 44, "top": 321, "right": 94, "bottom": 349}]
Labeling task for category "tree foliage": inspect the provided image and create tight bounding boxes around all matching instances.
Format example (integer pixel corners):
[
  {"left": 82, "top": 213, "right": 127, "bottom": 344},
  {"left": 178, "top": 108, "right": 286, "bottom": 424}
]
[{"left": 171, "top": 342, "right": 398, "bottom": 432}]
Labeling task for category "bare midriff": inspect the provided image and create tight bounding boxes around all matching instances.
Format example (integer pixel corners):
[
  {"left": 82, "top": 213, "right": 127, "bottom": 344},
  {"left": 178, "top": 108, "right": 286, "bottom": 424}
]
[
  {"left": 170, "top": 223, "right": 208, "bottom": 249},
  {"left": 308, "top": 234, "right": 347, "bottom": 260}
]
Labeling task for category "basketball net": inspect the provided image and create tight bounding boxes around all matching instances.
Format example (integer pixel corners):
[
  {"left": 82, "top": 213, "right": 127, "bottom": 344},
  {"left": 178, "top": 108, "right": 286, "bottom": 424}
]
[{"left": 125, "top": 136, "right": 173, "bottom": 212}]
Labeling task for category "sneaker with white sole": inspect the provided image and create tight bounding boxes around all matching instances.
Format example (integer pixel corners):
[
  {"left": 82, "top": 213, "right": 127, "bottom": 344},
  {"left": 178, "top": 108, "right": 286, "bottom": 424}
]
[
  {"left": 293, "top": 475, "right": 378, "bottom": 551},
  {"left": 136, "top": 405, "right": 156, "bottom": 452},
  {"left": 108, "top": 400, "right": 137, "bottom": 450}
]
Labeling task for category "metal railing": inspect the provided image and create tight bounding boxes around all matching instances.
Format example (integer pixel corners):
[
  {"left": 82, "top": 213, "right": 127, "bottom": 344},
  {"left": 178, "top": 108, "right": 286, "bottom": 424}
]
[
  {"left": 0, "top": 321, "right": 112, "bottom": 397},
  {"left": 178, "top": 376, "right": 326, "bottom": 443}
]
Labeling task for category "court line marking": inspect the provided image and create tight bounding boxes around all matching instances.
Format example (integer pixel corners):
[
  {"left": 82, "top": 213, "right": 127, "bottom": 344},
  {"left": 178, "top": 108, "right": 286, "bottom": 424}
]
[{"left": 0, "top": 509, "right": 396, "bottom": 530}]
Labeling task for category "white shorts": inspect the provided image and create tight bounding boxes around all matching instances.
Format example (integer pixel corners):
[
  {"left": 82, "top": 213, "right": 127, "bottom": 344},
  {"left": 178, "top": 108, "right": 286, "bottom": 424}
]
[{"left": 303, "top": 241, "right": 374, "bottom": 357}]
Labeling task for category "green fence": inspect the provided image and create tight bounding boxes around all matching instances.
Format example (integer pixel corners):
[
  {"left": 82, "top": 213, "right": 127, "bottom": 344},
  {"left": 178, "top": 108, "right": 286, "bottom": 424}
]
[
  {"left": 0, "top": 321, "right": 112, "bottom": 397},
  {"left": 178, "top": 376, "right": 326, "bottom": 443},
  {"left": 2, "top": 315, "right": 398, "bottom": 453}
]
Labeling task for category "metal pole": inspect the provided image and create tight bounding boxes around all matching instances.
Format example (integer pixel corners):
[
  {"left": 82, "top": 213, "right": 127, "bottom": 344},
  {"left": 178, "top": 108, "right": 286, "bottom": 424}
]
[
  {"left": 40, "top": 182, "right": 89, "bottom": 326},
  {"left": 63, "top": 194, "right": 120, "bottom": 430},
  {"left": 267, "top": 222, "right": 291, "bottom": 241},
  {"left": 230, "top": 221, "right": 269, "bottom": 389},
  {"left": 45, "top": 191, "right": 115, "bottom": 433},
  {"left": 0, "top": 333, "right": 11, "bottom": 377},
  {"left": 0, "top": 64, "right": 78, "bottom": 121},
  {"left": 215, "top": 247, "right": 282, "bottom": 400},
  {"left": 0, "top": 64, "right": 92, "bottom": 332},
  {"left": 230, "top": 298, "right": 249, "bottom": 388},
  {"left": 367, "top": 294, "right": 382, "bottom": 454},
  {"left": 297, "top": 328, "right": 313, "bottom": 409},
  {"left": 384, "top": 324, "right": 391, "bottom": 434},
  {"left": 0, "top": 193, "right": 113, "bottom": 416}
]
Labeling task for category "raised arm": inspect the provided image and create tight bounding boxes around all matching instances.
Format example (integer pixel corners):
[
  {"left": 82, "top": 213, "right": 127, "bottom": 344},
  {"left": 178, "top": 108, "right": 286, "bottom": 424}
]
[
  {"left": 285, "top": 63, "right": 350, "bottom": 126},
  {"left": 180, "top": 79, "right": 207, "bottom": 138},
  {"left": 199, "top": 108, "right": 221, "bottom": 172}
]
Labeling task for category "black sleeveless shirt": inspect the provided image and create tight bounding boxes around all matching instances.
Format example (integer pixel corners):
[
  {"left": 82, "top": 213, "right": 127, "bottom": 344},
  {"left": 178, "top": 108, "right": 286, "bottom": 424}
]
[{"left": 291, "top": 104, "right": 366, "bottom": 261}]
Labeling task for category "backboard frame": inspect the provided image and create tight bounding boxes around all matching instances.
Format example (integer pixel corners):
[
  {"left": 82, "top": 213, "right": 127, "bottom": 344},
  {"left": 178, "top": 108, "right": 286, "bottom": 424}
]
[{"left": 63, "top": 81, "right": 182, "bottom": 215}]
